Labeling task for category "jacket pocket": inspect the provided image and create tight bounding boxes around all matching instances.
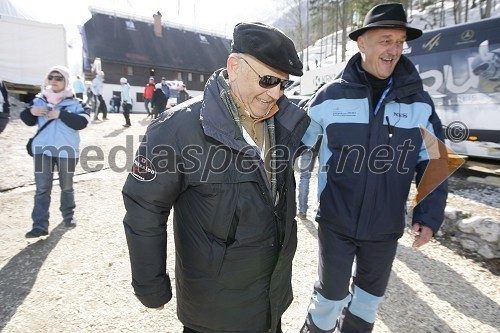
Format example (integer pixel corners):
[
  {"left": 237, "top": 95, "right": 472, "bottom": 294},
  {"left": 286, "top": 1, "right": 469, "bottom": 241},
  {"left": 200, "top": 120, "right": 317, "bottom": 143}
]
[{"left": 182, "top": 183, "right": 240, "bottom": 277}]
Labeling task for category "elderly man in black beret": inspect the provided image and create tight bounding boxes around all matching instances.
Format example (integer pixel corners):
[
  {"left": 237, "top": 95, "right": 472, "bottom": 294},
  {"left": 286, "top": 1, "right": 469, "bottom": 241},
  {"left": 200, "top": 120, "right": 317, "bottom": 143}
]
[
  {"left": 122, "top": 22, "right": 309, "bottom": 333},
  {"left": 300, "top": 3, "right": 448, "bottom": 333}
]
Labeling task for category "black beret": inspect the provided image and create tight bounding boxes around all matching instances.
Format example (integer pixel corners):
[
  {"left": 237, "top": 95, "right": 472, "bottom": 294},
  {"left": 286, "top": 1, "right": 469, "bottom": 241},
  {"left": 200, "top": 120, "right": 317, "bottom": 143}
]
[{"left": 231, "top": 22, "right": 303, "bottom": 77}]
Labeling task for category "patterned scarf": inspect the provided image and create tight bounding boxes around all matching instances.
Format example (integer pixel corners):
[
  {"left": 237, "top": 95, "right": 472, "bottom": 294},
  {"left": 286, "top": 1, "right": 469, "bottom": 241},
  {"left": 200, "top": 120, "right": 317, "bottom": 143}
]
[{"left": 216, "top": 70, "right": 278, "bottom": 205}]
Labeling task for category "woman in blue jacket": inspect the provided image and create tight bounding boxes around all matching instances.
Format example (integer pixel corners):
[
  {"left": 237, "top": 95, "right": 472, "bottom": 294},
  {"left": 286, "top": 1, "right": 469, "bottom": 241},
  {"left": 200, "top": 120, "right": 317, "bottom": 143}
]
[{"left": 21, "top": 65, "right": 90, "bottom": 238}]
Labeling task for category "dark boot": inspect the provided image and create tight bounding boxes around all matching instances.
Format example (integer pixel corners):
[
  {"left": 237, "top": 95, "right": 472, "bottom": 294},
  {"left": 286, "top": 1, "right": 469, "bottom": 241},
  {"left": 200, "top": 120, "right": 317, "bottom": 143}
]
[
  {"left": 338, "top": 309, "right": 374, "bottom": 333},
  {"left": 300, "top": 313, "right": 336, "bottom": 333},
  {"left": 25, "top": 228, "right": 49, "bottom": 238}
]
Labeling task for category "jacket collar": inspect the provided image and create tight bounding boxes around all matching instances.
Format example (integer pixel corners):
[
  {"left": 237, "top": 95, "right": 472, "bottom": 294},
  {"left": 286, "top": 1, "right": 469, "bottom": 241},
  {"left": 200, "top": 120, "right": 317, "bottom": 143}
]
[
  {"left": 340, "top": 53, "right": 424, "bottom": 99},
  {"left": 200, "top": 69, "right": 309, "bottom": 150}
]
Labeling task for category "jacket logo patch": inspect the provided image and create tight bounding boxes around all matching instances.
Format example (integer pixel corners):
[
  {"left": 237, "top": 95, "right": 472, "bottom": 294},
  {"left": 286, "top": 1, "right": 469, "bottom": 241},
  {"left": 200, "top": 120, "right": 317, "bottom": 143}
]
[
  {"left": 131, "top": 155, "right": 156, "bottom": 181},
  {"left": 333, "top": 110, "right": 356, "bottom": 117}
]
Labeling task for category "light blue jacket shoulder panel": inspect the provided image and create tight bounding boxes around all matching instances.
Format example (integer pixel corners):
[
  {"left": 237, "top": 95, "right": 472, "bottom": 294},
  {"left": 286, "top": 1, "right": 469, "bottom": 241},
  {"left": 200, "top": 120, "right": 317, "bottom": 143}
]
[{"left": 303, "top": 54, "right": 448, "bottom": 240}]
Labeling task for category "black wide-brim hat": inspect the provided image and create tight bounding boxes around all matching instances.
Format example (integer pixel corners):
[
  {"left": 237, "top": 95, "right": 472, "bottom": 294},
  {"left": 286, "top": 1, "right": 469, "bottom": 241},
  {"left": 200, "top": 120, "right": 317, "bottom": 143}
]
[{"left": 349, "top": 3, "right": 422, "bottom": 41}]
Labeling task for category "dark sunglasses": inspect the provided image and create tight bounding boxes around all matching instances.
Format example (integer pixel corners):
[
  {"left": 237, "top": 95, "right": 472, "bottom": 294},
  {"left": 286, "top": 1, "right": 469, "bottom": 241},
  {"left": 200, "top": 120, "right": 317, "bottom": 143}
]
[
  {"left": 47, "top": 75, "right": 65, "bottom": 82},
  {"left": 239, "top": 57, "right": 294, "bottom": 90}
]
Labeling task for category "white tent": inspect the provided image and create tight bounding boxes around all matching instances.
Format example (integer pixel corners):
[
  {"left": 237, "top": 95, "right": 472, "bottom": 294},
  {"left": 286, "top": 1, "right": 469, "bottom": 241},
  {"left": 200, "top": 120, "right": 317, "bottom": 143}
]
[{"left": 0, "top": 0, "right": 67, "bottom": 92}]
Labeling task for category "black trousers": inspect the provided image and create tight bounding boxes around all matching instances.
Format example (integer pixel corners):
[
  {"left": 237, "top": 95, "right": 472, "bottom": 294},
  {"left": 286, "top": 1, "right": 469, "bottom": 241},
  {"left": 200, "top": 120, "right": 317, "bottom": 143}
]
[
  {"left": 310, "top": 223, "right": 398, "bottom": 332},
  {"left": 122, "top": 102, "right": 131, "bottom": 125},
  {"left": 315, "top": 223, "right": 398, "bottom": 300},
  {"left": 94, "top": 95, "right": 107, "bottom": 119}
]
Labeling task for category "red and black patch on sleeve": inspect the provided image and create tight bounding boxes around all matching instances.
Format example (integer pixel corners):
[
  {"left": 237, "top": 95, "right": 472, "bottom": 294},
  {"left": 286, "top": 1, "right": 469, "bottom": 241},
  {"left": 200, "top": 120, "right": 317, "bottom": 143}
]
[{"left": 131, "top": 155, "right": 156, "bottom": 181}]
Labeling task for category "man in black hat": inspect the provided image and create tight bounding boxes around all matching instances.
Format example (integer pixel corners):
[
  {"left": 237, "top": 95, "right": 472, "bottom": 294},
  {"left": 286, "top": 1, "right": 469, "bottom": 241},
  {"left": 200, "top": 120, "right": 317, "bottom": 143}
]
[
  {"left": 300, "top": 3, "right": 448, "bottom": 332},
  {"left": 122, "top": 22, "right": 309, "bottom": 333}
]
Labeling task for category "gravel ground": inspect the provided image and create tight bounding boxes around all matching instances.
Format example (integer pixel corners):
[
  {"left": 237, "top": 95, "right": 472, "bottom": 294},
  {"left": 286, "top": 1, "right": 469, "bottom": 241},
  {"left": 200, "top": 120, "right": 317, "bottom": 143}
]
[{"left": 0, "top": 107, "right": 499, "bottom": 333}]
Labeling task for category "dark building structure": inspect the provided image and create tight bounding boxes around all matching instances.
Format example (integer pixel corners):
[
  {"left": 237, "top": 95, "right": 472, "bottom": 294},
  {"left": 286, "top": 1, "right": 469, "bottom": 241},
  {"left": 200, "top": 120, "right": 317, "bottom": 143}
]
[{"left": 82, "top": 9, "right": 231, "bottom": 106}]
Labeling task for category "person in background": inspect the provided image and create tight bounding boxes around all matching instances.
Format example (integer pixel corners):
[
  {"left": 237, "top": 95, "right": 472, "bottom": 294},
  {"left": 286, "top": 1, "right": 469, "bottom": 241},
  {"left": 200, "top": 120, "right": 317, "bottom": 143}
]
[
  {"left": 300, "top": 4, "right": 448, "bottom": 333},
  {"left": 109, "top": 96, "right": 115, "bottom": 112},
  {"left": 151, "top": 82, "right": 167, "bottom": 119},
  {"left": 122, "top": 22, "right": 308, "bottom": 333},
  {"left": 143, "top": 77, "right": 155, "bottom": 118},
  {"left": 120, "top": 77, "right": 132, "bottom": 127},
  {"left": 0, "top": 80, "right": 10, "bottom": 134},
  {"left": 110, "top": 95, "right": 121, "bottom": 113},
  {"left": 160, "top": 77, "right": 171, "bottom": 101},
  {"left": 86, "top": 85, "right": 93, "bottom": 109},
  {"left": 176, "top": 83, "right": 190, "bottom": 105},
  {"left": 296, "top": 85, "right": 324, "bottom": 220},
  {"left": 296, "top": 140, "right": 319, "bottom": 220},
  {"left": 91, "top": 70, "right": 107, "bottom": 120},
  {"left": 20, "top": 65, "right": 90, "bottom": 238},
  {"left": 72, "top": 75, "right": 85, "bottom": 100}
]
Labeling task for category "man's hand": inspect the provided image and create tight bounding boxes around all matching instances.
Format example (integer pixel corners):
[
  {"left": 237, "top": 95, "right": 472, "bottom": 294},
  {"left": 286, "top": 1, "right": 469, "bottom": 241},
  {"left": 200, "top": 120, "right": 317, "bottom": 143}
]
[{"left": 410, "top": 223, "right": 434, "bottom": 248}]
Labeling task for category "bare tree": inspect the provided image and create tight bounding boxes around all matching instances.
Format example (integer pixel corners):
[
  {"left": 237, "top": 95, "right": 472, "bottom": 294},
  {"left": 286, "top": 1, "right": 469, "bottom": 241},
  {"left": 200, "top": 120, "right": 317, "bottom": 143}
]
[
  {"left": 279, "top": 0, "right": 307, "bottom": 62},
  {"left": 465, "top": 0, "right": 470, "bottom": 22},
  {"left": 334, "top": 0, "right": 340, "bottom": 63},
  {"left": 453, "top": 0, "right": 462, "bottom": 24},
  {"left": 340, "top": 0, "right": 349, "bottom": 61},
  {"left": 293, "top": 0, "right": 306, "bottom": 63},
  {"left": 440, "top": 0, "right": 446, "bottom": 26},
  {"left": 480, "top": 0, "right": 493, "bottom": 18}
]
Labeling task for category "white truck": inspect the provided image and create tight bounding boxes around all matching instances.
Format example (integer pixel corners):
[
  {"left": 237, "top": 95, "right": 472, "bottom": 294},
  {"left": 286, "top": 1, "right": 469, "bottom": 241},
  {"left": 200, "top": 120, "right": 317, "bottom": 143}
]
[
  {"left": 405, "top": 16, "right": 500, "bottom": 160},
  {"left": 0, "top": 15, "right": 67, "bottom": 95}
]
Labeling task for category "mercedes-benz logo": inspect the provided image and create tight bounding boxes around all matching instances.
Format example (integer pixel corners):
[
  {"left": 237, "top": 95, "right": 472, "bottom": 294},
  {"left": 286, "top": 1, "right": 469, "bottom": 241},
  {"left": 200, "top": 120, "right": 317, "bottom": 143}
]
[{"left": 461, "top": 29, "right": 474, "bottom": 41}]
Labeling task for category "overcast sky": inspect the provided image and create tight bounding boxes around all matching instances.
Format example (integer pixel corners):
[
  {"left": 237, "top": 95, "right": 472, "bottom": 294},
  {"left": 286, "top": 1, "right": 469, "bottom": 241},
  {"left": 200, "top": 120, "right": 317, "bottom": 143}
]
[
  {"left": 13, "top": 0, "right": 278, "bottom": 36},
  {"left": 6, "top": 0, "right": 280, "bottom": 74}
]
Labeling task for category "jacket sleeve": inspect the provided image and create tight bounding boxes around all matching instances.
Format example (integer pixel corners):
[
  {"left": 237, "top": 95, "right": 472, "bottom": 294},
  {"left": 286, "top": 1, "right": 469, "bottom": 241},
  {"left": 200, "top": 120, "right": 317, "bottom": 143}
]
[
  {"left": 122, "top": 121, "right": 184, "bottom": 308},
  {"left": 20, "top": 103, "right": 38, "bottom": 126},
  {"left": 412, "top": 107, "right": 449, "bottom": 234},
  {"left": 59, "top": 102, "right": 90, "bottom": 130},
  {"left": 302, "top": 92, "right": 325, "bottom": 148}
]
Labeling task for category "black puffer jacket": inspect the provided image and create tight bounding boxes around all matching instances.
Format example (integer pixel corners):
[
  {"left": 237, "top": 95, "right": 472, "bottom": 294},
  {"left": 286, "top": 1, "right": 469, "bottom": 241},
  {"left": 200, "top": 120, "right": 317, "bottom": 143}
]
[{"left": 123, "top": 69, "right": 310, "bottom": 333}]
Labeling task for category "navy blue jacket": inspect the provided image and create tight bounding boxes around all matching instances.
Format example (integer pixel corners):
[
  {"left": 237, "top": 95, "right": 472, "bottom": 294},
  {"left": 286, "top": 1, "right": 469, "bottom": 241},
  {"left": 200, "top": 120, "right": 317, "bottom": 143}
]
[{"left": 303, "top": 53, "right": 448, "bottom": 241}]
